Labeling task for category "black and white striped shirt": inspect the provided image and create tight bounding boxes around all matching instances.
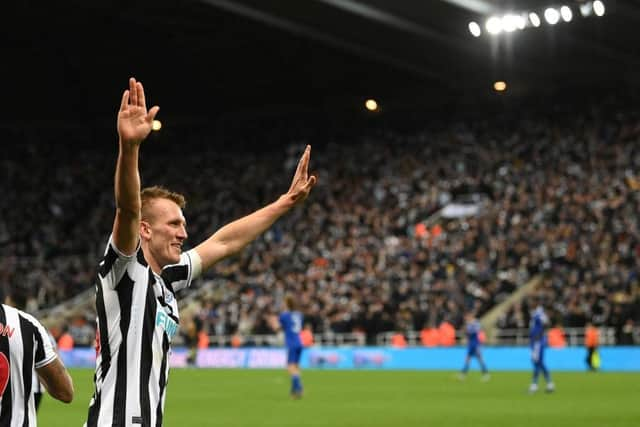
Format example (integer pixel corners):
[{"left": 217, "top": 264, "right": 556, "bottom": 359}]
[
  {"left": 0, "top": 304, "right": 57, "bottom": 426},
  {"left": 85, "top": 236, "right": 197, "bottom": 427}
]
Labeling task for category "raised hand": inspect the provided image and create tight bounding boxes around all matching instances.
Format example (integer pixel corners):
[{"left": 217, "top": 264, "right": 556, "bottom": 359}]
[
  {"left": 285, "top": 145, "right": 317, "bottom": 206},
  {"left": 117, "top": 77, "right": 160, "bottom": 145}
]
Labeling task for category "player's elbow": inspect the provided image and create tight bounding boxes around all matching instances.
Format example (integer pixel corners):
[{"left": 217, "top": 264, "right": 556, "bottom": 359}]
[
  {"left": 57, "top": 388, "right": 74, "bottom": 404},
  {"left": 51, "top": 382, "right": 74, "bottom": 403}
]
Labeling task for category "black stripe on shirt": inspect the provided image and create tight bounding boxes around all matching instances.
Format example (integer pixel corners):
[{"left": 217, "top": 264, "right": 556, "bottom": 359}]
[
  {"left": 160, "top": 265, "right": 188, "bottom": 293},
  {"left": 155, "top": 334, "right": 170, "bottom": 427},
  {"left": 95, "top": 277, "right": 111, "bottom": 382},
  {"left": 30, "top": 318, "right": 45, "bottom": 367},
  {"left": 137, "top": 250, "right": 148, "bottom": 267},
  {"left": 113, "top": 272, "right": 135, "bottom": 427},
  {"left": 0, "top": 306, "right": 12, "bottom": 425},
  {"left": 99, "top": 244, "right": 119, "bottom": 279},
  {"left": 140, "top": 270, "right": 158, "bottom": 426},
  {"left": 86, "top": 389, "right": 101, "bottom": 427},
  {"left": 19, "top": 316, "right": 34, "bottom": 427}
]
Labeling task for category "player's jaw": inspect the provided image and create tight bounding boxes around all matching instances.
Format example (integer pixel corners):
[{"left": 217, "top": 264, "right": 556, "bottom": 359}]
[{"left": 169, "top": 241, "right": 183, "bottom": 258}]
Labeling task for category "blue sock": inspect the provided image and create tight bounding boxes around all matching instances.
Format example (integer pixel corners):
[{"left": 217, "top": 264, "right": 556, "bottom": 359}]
[
  {"left": 532, "top": 364, "right": 540, "bottom": 383},
  {"left": 291, "top": 375, "right": 302, "bottom": 393},
  {"left": 541, "top": 364, "right": 551, "bottom": 382}
]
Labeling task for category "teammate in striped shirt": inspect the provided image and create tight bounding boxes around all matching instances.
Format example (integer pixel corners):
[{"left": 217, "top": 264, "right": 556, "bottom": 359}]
[
  {"left": 0, "top": 302, "right": 74, "bottom": 426},
  {"left": 85, "top": 78, "right": 316, "bottom": 426}
]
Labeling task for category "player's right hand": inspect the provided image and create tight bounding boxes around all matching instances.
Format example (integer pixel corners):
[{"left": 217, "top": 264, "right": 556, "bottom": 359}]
[{"left": 117, "top": 77, "right": 160, "bottom": 146}]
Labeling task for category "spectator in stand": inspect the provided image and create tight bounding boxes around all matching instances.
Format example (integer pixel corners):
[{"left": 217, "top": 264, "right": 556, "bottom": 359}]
[
  {"left": 547, "top": 323, "right": 567, "bottom": 348},
  {"left": 585, "top": 321, "right": 600, "bottom": 371},
  {"left": 420, "top": 322, "right": 440, "bottom": 347},
  {"left": 1, "top": 101, "right": 639, "bottom": 344}
]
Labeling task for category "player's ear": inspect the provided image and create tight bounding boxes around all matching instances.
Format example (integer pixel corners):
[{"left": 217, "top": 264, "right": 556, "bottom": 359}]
[{"left": 140, "top": 221, "right": 152, "bottom": 240}]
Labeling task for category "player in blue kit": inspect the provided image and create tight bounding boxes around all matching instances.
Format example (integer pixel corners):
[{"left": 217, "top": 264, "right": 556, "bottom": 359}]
[
  {"left": 459, "top": 313, "right": 490, "bottom": 381},
  {"left": 529, "top": 304, "right": 555, "bottom": 393},
  {"left": 276, "top": 295, "right": 304, "bottom": 398}
]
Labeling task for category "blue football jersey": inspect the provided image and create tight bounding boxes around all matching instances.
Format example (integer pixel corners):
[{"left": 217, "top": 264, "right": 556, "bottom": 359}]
[
  {"left": 530, "top": 307, "right": 548, "bottom": 344},
  {"left": 279, "top": 311, "right": 303, "bottom": 348},
  {"left": 467, "top": 320, "right": 481, "bottom": 347}
]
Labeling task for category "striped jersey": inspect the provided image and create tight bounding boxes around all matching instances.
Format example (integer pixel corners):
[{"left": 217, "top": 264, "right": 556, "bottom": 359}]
[
  {"left": 85, "top": 236, "right": 197, "bottom": 427},
  {"left": 0, "top": 304, "right": 57, "bottom": 426}
]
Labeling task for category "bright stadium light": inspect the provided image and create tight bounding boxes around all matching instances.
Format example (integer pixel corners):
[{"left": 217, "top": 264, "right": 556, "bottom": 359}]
[
  {"left": 365, "top": 99, "right": 378, "bottom": 111},
  {"left": 529, "top": 12, "right": 541, "bottom": 27},
  {"left": 486, "top": 16, "right": 503, "bottom": 34},
  {"left": 544, "top": 7, "right": 560, "bottom": 25},
  {"left": 152, "top": 120, "right": 162, "bottom": 131},
  {"left": 494, "top": 81, "right": 507, "bottom": 92},
  {"left": 560, "top": 6, "right": 573, "bottom": 22},
  {"left": 502, "top": 14, "right": 519, "bottom": 32},
  {"left": 468, "top": 21, "right": 482, "bottom": 37},
  {"left": 516, "top": 14, "right": 526, "bottom": 30},
  {"left": 593, "top": 1, "right": 605, "bottom": 16},
  {"left": 579, "top": 2, "right": 593, "bottom": 17}
]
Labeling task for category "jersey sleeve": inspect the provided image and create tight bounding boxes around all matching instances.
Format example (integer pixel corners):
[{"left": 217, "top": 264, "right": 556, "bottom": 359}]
[
  {"left": 20, "top": 312, "right": 57, "bottom": 369},
  {"left": 160, "top": 250, "right": 198, "bottom": 293},
  {"left": 99, "top": 235, "right": 141, "bottom": 290}
]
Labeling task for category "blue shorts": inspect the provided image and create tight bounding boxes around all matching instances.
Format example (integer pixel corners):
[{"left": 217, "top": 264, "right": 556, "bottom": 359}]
[
  {"left": 287, "top": 346, "right": 303, "bottom": 365},
  {"left": 531, "top": 341, "right": 545, "bottom": 363},
  {"left": 467, "top": 345, "right": 480, "bottom": 357}
]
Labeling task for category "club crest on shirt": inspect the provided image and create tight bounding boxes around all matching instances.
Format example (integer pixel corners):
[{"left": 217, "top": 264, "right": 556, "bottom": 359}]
[{"left": 164, "top": 292, "right": 174, "bottom": 304}]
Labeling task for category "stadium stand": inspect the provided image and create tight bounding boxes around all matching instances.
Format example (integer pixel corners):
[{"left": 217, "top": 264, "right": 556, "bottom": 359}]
[{"left": 1, "top": 100, "right": 639, "bottom": 347}]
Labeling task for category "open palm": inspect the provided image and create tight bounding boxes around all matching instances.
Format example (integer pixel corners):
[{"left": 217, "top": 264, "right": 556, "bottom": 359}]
[
  {"left": 286, "top": 145, "right": 317, "bottom": 205},
  {"left": 117, "top": 77, "right": 159, "bottom": 145}
]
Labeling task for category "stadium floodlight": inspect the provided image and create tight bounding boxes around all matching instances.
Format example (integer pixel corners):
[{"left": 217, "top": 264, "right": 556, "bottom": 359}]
[
  {"left": 152, "top": 120, "right": 162, "bottom": 131},
  {"left": 593, "top": 0, "right": 605, "bottom": 16},
  {"left": 365, "top": 99, "right": 378, "bottom": 111},
  {"left": 516, "top": 14, "right": 526, "bottom": 30},
  {"left": 579, "top": 2, "right": 593, "bottom": 16},
  {"left": 560, "top": 6, "right": 573, "bottom": 22},
  {"left": 501, "top": 14, "right": 520, "bottom": 32},
  {"left": 468, "top": 21, "right": 482, "bottom": 37},
  {"left": 485, "top": 16, "right": 503, "bottom": 34},
  {"left": 493, "top": 81, "right": 507, "bottom": 92},
  {"left": 529, "top": 12, "right": 541, "bottom": 27},
  {"left": 544, "top": 7, "right": 560, "bottom": 25}
]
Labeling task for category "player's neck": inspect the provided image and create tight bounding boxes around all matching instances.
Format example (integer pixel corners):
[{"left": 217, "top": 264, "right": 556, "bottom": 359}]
[{"left": 141, "top": 246, "right": 164, "bottom": 275}]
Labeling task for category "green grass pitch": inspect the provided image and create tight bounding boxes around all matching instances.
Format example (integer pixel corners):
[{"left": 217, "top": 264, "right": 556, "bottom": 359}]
[{"left": 39, "top": 369, "right": 639, "bottom": 426}]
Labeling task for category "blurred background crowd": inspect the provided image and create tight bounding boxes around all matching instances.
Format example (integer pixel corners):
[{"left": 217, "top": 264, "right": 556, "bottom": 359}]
[{"left": 2, "top": 99, "right": 639, "bottom": 347}]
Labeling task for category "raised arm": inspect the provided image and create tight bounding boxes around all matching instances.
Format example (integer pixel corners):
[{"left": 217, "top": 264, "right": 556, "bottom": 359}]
[
  {"left": 194, "top": 145, "right": 317, "bottom": 272},
  {"left": 112, "top": 78, "right": 160, "bottom": 255}
]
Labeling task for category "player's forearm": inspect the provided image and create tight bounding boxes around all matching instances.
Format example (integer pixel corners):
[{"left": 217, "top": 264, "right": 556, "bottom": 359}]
[
  {"left": 114, "top": 141, "right": 142, "bottom": 216},
  {"left": 199, "top": 195, "right": 294, "bottom": 267}
]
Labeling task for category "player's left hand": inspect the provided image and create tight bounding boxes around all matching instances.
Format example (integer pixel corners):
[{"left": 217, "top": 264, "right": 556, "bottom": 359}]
[{"left": 284, "top": 145, "right": 317, "bottom": 206}]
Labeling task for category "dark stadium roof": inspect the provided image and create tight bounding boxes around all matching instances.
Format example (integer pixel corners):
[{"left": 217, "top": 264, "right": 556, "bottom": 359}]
[{"left": 1, "top": 0, "right": 639, "bottom": 121}]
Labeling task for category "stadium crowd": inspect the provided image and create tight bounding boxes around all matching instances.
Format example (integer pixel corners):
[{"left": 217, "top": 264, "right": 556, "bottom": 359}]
[{"left": 1, "top": 101, "right": 639, "bottom": 346}]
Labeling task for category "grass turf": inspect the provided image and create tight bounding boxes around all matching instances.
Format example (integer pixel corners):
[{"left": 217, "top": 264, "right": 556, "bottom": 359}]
[{"left": 39, "top": 369, "right": 639, "bottom": 426}]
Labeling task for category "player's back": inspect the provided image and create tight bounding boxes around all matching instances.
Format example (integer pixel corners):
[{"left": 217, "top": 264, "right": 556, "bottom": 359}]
[
  {"left": 466, "top": 320, "right": 481, "bottom": 347},
  {"left": 0, "top": 303, "right": 57, "bottom": 426},
  {"left": 530, "top": 307, "right": 547, "bottom": 344},
  {"left": 279, "top": 311, "right": 303, "bottom": 348}
]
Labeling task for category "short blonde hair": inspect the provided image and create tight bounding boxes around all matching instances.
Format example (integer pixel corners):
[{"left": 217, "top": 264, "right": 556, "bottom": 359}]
[{"left": 140, "top": 186, "right": 186, "bottom": 221}]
